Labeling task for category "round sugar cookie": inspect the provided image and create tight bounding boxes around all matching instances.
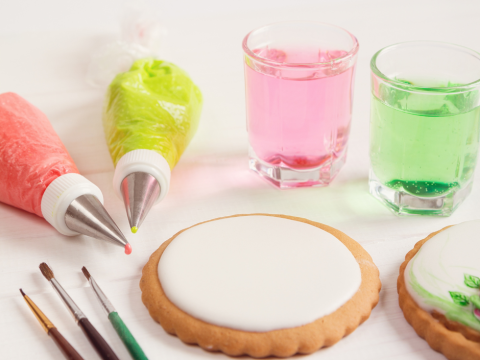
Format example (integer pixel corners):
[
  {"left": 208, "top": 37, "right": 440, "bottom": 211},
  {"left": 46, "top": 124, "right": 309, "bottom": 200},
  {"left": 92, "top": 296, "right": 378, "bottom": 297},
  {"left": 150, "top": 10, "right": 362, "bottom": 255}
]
[
  {"left": 141, "top": 214, "right": 381, "bottom": 357},
  {"left": 398, "top": 220, "right": 480, "bottom": 360}
]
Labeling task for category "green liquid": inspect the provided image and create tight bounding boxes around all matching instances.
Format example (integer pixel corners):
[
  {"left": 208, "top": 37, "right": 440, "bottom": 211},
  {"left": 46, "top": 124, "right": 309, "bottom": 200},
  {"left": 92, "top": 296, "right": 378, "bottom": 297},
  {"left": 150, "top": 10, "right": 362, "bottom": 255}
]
[{"left": 370, "top": 85, "right": 480, "bottom": 197}]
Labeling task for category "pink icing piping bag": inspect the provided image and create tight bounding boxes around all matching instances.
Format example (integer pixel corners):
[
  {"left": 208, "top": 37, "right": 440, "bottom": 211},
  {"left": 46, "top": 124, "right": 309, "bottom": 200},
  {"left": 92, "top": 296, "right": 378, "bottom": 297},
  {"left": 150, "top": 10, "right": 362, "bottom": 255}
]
[{"left": 0, "top": 92, "right": 130, "bottom": 253}]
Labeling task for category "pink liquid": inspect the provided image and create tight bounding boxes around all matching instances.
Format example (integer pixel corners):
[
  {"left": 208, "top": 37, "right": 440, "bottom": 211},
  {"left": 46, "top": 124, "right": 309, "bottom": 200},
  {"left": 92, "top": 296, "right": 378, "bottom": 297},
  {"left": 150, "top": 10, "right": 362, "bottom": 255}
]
[{"left": 245, "top": 48, "right": 355, "bottom": 170}]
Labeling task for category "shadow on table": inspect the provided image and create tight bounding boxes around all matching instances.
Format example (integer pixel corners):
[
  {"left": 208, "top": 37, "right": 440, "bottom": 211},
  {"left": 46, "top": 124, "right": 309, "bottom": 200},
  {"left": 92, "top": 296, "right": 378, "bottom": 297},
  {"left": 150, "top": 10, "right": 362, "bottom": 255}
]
[{"left": 160, "top": 148, "right": 400, "bottom": 235}]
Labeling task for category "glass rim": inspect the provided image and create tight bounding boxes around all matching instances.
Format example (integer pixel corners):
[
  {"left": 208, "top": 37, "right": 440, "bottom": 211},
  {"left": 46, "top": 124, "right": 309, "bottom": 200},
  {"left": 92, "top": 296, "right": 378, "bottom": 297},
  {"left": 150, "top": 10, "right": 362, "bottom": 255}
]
[
  {"left": 242, "top": 21, "right": 359, "bottom": 68},
  {"left": 371, "top": 40, "right": 480, "bottom": 91}
]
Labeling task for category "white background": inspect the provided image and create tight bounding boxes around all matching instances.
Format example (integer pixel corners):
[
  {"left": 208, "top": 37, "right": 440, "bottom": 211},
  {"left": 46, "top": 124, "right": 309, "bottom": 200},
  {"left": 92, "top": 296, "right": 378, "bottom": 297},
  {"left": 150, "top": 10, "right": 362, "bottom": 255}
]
[{"left": 0, "top": 0, "right": 479, "bottom": 359}]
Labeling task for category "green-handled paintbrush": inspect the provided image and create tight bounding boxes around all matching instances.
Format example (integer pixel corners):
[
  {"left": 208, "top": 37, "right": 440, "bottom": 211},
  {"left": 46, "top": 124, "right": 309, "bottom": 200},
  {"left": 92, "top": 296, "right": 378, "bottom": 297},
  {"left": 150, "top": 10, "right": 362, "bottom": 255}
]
[{"left": 81, "top": 267, "right": 148, "bottom": 360}]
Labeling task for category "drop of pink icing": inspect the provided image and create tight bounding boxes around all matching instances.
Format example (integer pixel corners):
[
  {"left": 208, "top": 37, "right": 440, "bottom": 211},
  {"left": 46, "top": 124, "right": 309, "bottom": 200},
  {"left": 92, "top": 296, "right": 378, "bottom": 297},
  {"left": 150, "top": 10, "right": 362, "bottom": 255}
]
[{"left": 125, "top": 243, "right": 132, "bottom": 255}]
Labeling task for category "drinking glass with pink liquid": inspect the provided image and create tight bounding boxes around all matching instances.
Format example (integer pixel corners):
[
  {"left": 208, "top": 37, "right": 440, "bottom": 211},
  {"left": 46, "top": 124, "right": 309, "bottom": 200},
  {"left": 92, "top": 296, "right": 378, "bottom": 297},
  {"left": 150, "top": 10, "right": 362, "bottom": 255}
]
[{"left": 243, "top": 22, "right": 359, "bottom": 188}]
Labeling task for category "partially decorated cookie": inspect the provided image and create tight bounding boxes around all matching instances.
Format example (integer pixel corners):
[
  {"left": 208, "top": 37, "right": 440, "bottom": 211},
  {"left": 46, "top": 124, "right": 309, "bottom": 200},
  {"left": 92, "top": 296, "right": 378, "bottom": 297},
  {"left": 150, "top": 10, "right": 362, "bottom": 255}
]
[
  {"left": 141, "top": 214, "right": 381, "bottom": 357},
  {"left": 398, "top": 220, "right": 480, "bottom": 359}
]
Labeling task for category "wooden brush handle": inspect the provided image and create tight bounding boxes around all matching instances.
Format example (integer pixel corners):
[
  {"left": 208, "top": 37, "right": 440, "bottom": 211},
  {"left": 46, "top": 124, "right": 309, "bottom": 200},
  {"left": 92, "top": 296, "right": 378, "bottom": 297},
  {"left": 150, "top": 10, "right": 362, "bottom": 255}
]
[
  {"left": 49, "top": 328, "right": 85, "bottom": 360},
  {"left": 78, "top": 318, "right": 119, "bottom": 360}
]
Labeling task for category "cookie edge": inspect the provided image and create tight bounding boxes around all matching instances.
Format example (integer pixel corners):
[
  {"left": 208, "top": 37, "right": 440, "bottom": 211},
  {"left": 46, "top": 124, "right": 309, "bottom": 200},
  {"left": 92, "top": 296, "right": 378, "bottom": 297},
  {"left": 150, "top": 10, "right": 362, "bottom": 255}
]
[{"left": 397, "top": 225, "right": 480, "bottom": 360}]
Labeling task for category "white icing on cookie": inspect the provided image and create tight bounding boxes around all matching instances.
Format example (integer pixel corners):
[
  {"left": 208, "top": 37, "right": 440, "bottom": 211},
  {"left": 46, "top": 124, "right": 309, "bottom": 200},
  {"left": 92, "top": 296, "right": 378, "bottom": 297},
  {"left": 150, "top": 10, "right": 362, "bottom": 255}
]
[
  {"left": 405, "top": 220, "right": 480, "bottom": 331},
  {"left": 158, "top": 215, "right": 361, "bottom": 332}
]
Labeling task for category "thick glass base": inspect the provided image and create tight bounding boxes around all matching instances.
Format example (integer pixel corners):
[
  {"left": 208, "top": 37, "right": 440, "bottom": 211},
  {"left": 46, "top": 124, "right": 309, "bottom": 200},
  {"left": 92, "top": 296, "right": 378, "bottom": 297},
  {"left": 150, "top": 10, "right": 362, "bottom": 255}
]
[
  {"left": 369, "top": 171, "right": 472, "bottom": 216},
  {"left": 249, "top": 147, "right": 346, "bottom": 189}
]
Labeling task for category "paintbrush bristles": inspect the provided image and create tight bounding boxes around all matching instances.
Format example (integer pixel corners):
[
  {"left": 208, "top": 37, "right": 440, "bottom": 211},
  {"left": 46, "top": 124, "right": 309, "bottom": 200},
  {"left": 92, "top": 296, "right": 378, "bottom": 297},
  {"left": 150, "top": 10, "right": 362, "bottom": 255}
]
[
  {"left": 39, "top": 262, "right": 54, "bottom": 281},
  {"left": 20, "top": 288, "right": 26, "bottom": 297},
  {"left": 81, "top": 267, "right": 91, "bottom": 280}
]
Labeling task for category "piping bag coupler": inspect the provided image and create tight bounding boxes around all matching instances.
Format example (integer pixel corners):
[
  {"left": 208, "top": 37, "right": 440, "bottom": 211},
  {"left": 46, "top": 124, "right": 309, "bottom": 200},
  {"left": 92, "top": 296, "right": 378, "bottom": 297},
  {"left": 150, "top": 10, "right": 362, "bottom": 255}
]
[
  {"left": 41, "top": 173, "right": 129, "bottom": 250},
  {"left": 113, "top": 149, "right": 171, "bottom": 233}
]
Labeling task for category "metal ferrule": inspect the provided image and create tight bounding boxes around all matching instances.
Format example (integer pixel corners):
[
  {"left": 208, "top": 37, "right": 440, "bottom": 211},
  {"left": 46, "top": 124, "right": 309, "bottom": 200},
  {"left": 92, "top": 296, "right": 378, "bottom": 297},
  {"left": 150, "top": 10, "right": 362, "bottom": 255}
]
[
  {"left": 50, "top": 279, "right": 86, "bottom": 322},
  {"left": 23, "top": 295, "right": 55, "bottom": 333},
  {"left": 89, "top": 277, "right": 116, "bottom": 315}
]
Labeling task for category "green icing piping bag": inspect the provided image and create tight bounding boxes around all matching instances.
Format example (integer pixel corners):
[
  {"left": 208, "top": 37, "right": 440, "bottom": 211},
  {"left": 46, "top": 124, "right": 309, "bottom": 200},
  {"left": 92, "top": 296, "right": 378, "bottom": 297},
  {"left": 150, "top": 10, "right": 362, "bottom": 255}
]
[
  {"left": 103, "top": 58, "right": 202, "bottom": 232},
  {"left": 82, "top": 267, "right": 148, "bottom": 360}
]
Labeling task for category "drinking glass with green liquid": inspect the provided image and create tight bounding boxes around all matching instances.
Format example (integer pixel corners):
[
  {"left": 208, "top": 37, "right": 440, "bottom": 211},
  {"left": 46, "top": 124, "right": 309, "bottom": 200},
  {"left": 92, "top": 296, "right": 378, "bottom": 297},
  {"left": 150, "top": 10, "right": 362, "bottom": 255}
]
[{"left": 369, "top": 41, "right": 480, "bottom": 216}]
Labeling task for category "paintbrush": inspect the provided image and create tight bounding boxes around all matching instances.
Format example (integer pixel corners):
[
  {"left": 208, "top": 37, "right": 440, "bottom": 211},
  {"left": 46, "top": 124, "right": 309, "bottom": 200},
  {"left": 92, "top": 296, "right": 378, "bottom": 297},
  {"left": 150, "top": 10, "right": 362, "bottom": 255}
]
[
  {"left": 20, "top": 289, "right": 84, "bottom": 360},
  {"left": 82, "top": 267, "right": 148, "bottom": 360},
  {"left": 39, "top": 263, "right": 119, "bottom": 360}
]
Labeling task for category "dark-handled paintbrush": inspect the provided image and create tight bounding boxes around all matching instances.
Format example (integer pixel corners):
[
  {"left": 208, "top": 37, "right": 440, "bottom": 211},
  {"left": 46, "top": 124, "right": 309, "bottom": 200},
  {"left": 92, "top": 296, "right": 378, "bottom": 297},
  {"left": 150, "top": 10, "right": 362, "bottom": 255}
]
[
  {"left": 39, "top": 263, "right": 119, "bottom": 360},
  {"left": 82, "top": 267, "right": 148, "bottom": 360},
  {"left": 20, "top": 289, "right": 84, "bottom": 360}
]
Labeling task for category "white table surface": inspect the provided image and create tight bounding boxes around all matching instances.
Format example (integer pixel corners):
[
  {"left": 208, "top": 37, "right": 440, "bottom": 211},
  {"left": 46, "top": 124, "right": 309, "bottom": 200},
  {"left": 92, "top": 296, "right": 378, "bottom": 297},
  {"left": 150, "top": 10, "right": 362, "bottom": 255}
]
[{"left": 1, "top": 0, "right": 480, "bottom": 359}]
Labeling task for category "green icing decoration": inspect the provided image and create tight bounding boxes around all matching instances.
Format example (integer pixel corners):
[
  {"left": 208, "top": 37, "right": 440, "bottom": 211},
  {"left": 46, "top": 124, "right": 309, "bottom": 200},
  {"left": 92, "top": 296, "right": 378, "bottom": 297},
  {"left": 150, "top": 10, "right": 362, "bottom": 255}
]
[
  {"left": 449, "top": 291, "right": 470, "bottom": 306},
  {"left": 408, "top": 262, "right": 480, "bottom": 331},
  {"left": 464, "top": 274, "right": 480, "bottom": 289},
  {"left": 103, "top": 58, "right": 203, "bottom": 168},
  {"left": 470, "top": 295, "right": 480, "bottom": 309}
]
